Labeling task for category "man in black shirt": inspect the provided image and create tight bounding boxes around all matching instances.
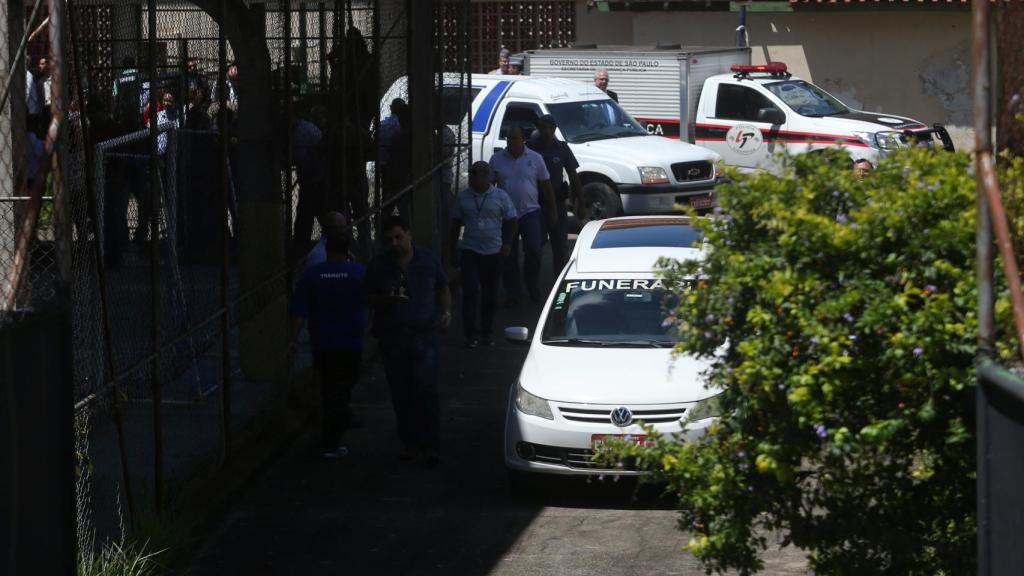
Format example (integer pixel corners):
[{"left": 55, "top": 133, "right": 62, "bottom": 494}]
[
  {"left": 365, "top": 215, "right": 451, "bottom": 467},
  {"left": 527, "top": 114, "right": 584, "bottom": 276}
]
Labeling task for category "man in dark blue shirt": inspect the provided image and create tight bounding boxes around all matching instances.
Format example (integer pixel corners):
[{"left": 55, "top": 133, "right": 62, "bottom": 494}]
[
  {"left": 365, "top": 215, "right": 451, "bottom": 467},
  {"left": 289, "top": 218, "right": 367, "bottom": 458},
  {"left": 527, "top": 114, "right": 583, "bottom": 277}
]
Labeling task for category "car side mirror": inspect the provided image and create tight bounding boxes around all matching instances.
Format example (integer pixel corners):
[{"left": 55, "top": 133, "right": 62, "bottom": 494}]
[
  {"left": 757, "top": 107, "right": 785, "bottom": 125},
  {"left": 505, "top": 326, "right": 530, "bottom": 345}
]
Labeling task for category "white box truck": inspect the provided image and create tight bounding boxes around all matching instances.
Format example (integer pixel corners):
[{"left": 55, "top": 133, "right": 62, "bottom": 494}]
[{"left": 525, "top": 46, "right": 954, "bottom": 172}]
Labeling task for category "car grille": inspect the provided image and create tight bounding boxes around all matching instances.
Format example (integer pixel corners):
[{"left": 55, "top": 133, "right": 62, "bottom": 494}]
[
  {"left": 671, "top": 161, "right": 713, "bottom": 182},
  {"left": 519, "top": 442, "right": 637, "bottom": 471},
  {"left": 558, "top": 405, "right": 687, "bottom": 425}
]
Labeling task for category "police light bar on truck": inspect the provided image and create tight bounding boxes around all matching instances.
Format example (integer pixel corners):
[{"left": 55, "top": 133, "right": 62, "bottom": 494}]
[{"left": 731, "top": 62, "right": 790, "bottom": 78}]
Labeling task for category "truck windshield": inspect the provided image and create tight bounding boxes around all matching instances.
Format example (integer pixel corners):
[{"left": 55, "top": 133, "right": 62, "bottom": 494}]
[
  {"left": 541, "top": 279, "right": 681, "bottom": 347},
  {"left": 765, "top": 80, "right": 849, "bottom": 117},
  {"left": 546, "top": 100, "right": 649, "bottom": 144}
]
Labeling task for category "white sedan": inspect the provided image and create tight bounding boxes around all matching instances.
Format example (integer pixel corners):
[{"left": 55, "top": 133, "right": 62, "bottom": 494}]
[{"left": 503, "top": 216, "right": 720, "bottom": 479}]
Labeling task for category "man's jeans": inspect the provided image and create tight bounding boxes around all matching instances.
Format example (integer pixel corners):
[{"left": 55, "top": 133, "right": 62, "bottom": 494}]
[
  {"left": 313, "top": 349, "right": 362, "bottom": 452},
  {"left": 460, "top": 249, "right": 502, "bottom": 341},
  {"left": 382, "top": 335, "right": 440, "bottom": 452},
  {"left": 503, "top": 209, "right": 543, "bottom": 301},
  {"left": 541, "top": 198, "right": 569, "bottom": 279}
]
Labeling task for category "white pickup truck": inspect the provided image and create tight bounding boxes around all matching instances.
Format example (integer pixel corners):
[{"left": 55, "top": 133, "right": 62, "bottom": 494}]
[
  {"left": 525, "top": 46, "right": 954, "bottom": 172},
  {"left": 381, "top": 75, "right": 722, "bottom": 218}
]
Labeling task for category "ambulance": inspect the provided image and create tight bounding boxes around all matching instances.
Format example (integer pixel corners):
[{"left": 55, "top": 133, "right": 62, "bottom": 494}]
[
  {"left": 381, "top": 75, "right": 723, "bottom": 218},
  {"left": 525, "top": 46, "right": 954, "bottom": 172}
]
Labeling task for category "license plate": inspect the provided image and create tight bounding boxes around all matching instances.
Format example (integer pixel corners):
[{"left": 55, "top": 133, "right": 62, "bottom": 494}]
[
  {"left": 678, "top": 194, "right": 714, "bottom": 210},
  {"left": 591, "top": 434, "right": 654, "bottom": 450}
]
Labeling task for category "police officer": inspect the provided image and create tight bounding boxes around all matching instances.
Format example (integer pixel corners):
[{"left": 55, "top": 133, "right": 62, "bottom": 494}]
[{"left": 527, "top": 114, "right": 584, "bottom": 276}]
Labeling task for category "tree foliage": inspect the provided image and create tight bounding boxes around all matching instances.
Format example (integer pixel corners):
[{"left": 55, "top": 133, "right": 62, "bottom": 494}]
[{"left": 601, "top": 149, "right": 1011, "bottom": 575}]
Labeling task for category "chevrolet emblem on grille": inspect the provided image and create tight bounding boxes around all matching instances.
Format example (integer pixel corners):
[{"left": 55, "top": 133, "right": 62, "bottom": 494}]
[
  {"left": 610, "top": 406, "right": 633, "bottom": 427},
  {"left": 687, "top": 167, "right": 702, "bottom": 177}
]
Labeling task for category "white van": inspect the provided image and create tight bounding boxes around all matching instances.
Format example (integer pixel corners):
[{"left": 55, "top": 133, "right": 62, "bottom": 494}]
[{"left": 381, "top": 75, "right": 722, "bottom": 218}]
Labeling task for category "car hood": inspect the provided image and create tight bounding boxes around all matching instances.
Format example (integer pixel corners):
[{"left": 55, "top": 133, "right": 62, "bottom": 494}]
[
  {"left": 569, "top": 134, "right": 720, "bottom": 167},
  {"left": 518, "top": 344, "right": 715, "bottom": 405},
  {"left": 802, "top": 110, "right": 928, "bottom": 135}
]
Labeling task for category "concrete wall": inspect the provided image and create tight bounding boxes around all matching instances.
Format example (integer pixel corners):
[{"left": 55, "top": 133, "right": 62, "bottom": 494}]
[{"left": 575, "top": 4, "right": 974, "bottom": 149}]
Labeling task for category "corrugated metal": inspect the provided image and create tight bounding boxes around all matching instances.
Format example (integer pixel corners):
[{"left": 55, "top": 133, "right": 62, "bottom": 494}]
[
  {"left": 525, "top": 48, "right": 749, "bottom": 137},
  {"left": 527, "top": 51, "right": 683, "bottom": 120}
]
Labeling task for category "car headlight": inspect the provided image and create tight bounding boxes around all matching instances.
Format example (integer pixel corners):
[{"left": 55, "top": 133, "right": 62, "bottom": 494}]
[
  {"left": 638, "top": 166, "right": 670, "bottom": 185},
  {"left": 686, "top": 393, "right": 723, "bottom": 423},
  {"left": 714, "top": 161, "right": 726, "bottom": 180},
  {"left": 873, "top": 131, "right": 904, "bottom": 150},
  {"left": 515, "top": 382, "right": 554, "bottom": 420},
  {"left": 852, "top": 131, "right": 878, "bottom": 149}
]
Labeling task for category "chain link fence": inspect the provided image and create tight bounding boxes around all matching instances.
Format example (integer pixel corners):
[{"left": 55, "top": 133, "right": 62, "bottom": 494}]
[{"left": 1, "top": 0, "right": 476, "bottom": 555}]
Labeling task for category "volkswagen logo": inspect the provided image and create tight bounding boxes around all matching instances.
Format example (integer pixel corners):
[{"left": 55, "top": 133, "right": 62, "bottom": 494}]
[{"left": 610, "top": 406, "right": 633, "bottom": 427}]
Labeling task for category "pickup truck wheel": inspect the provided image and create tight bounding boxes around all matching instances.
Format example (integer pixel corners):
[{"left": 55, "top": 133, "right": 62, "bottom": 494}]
[{"left": 582, "top": 182, "right": 621, "bottom": 222}]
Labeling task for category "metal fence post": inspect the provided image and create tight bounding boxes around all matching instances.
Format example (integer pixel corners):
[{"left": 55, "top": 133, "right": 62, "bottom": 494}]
[
  {"left": 146, "top": 0, "right": 164, "bottom": 515},
  {"left": 218, "top": 0, "right": 232, "bottom": 465}
]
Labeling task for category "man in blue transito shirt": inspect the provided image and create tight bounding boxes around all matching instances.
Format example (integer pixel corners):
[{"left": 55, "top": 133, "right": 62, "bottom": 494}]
[
  {"left": 449, "top": 161, "right": 517, "bottom": 347},
  {"left": 289, "top": 218, "right": 367, "bottom": 459}
]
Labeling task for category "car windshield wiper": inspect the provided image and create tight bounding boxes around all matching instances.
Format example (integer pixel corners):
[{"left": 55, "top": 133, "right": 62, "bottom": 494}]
[
  {"left": 543, "top": 338, "right": 675, "bottom": 348},
  {"left": 614, "top": 130, "right": 647, "bottom": 138},
  {"left": 542, "top": 337, "right": 607, "bottom": 346},
  {"left": 600, "top": 339, "right": 675, "bottom": 348}
]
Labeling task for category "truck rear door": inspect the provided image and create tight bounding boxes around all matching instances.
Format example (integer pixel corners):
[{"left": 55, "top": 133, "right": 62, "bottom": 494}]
[{"left": 695, "top": 80, "right": 788, "bottom": 171}]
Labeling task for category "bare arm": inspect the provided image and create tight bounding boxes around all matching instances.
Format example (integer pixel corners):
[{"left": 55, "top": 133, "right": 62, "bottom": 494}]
[
  {"left": 501, "top": 217, "right": 518, "bottom": 257},
  {"left": 437, "top": 282, "right": 452, "bottom": 329},
  {"left": 449, "top": 219, "right": 463, "bottom": 265}
]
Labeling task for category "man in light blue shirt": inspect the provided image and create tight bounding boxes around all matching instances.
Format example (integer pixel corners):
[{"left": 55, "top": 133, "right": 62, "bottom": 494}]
[
  {"left": 489, "top": 127, "right": 556, "bottom": 306},
  {"left": 450, "top": 161, "right": 517, "bottom": 346}
]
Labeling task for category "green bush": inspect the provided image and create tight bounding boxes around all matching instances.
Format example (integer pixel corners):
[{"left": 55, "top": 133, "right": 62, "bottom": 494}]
[{"left": 602, "top": 148, "right": 1009, "bottom": 575}]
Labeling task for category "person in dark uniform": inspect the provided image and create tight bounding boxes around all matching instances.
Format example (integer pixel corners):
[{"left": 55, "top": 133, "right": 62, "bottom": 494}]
[
  {"left": 289, "top": 217, "right": 367, "bottom": 458},
  {"left": 365, "top": 215, "right": 452, "bottom": 467},
  {"left": 527, "top": 114, "right": 584, "bottom": 277}
]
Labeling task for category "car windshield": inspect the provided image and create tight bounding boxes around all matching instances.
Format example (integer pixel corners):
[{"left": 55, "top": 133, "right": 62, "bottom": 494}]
[
  {"left": 546, "top": 100, "right": 649, "bottom": 144},
  {"left": 541, "top": 278, "right": 682, "bottom": 347},
  {"left": 764, "top": 80, "right": 848, "bottom": 117}
]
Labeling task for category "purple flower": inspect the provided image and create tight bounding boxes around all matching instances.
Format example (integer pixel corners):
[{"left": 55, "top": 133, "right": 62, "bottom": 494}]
[
  {"left": 1011, "top": 93, "right": 1022, "bottom": 109},
  {"left": 703, "top": 331, "right": 714, "bottom": 339},
  {"left": 737, "top": 449, "right": 747, "bottom": 458},
  {"left": 849, "top": 223, "right": 859, "bottom": 230},
  {"left": 913, "top": 346, "right": 924, "bottom": 357},
  {"left": 843, "top": 313, "right": 855, "bottom": 323},
  {"left": 705, "top": 313, "right": 716, "bottom": 323},
  {"left": 747, "top": 485, "right": 755, "bottom": 493},
  {"left": 848, "top": 334, "right": 858, "bottom": 341},
  {"left": 777, "top": 384, "right": 788, "bottom": 391},
  {"left": 831, "top": 190, "right": 841, "bottom": 198},
  {"left": 713, "top": 206, "right": 724, "bottom": 215},
  {"left": 836, "top": 213, "right": 849, "bottom": 225},
  {"left": 925, "top": 284, "right": 937, "bottom": 294},
  {"left": 815, "top": 424, "right": 828, "bottom": 439}
]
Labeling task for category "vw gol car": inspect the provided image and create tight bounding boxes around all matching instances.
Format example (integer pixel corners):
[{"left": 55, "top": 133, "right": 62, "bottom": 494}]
[{"left": 504, "top": 216, "right": 721, "bottom": 483}]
